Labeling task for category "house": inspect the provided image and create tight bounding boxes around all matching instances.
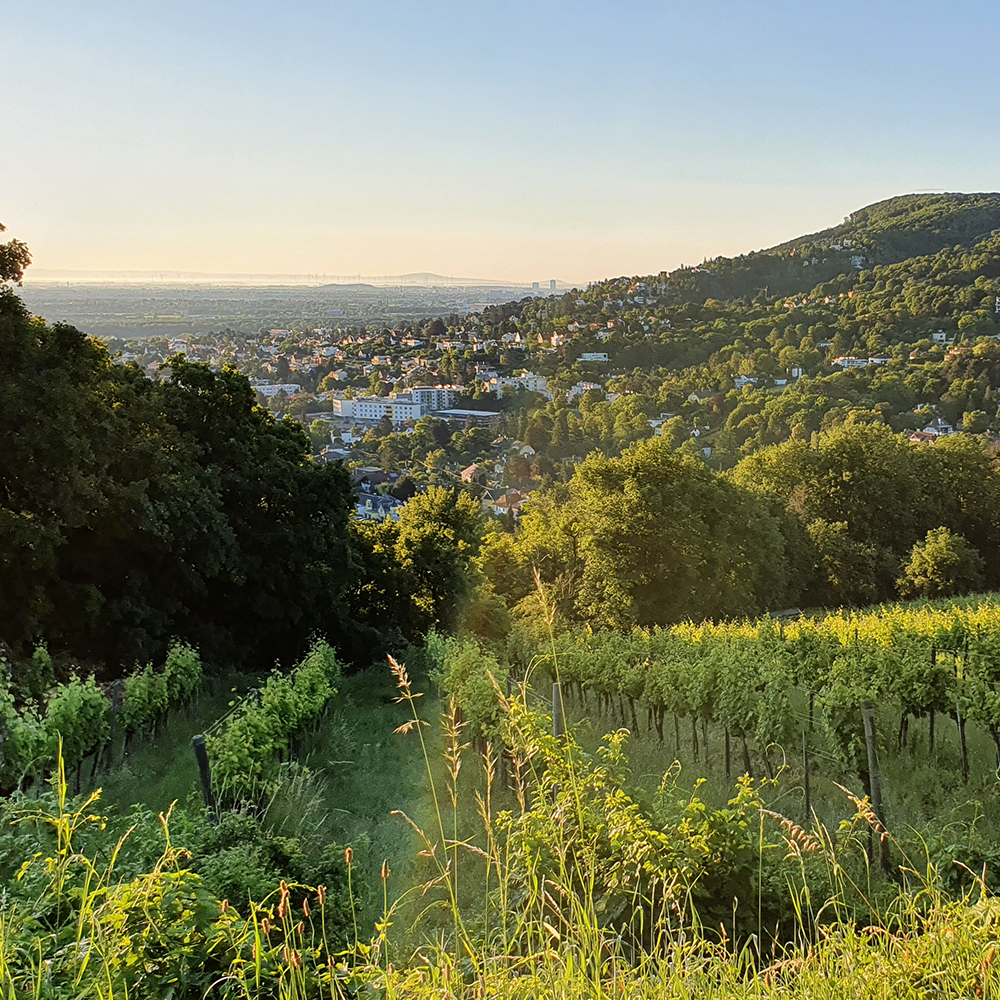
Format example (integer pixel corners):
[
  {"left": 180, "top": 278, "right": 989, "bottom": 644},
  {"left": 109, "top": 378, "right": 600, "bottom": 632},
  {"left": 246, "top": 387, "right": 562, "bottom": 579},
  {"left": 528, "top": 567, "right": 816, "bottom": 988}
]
[
  {"left": 352, "top": 467, "right": 395, "bottom": 492},
  {"left": 317, "top": 446, "right": 352, "bottom": 463},
  {"left": 923, "top": 418, "right": 955, "bottom": 437},
  {"left": 579, "top": 352, "right": 609, "bottom": 363},
  {"left": 494, "top": 491, "right": 526, "bottom": 517},
  {"left": 687, "top": 390, "right": 715, "bottom": 404},
  {"left": 253, "top": 382, "right": 303, "bottom": 397},
  {"left": 647, "top": 412, "right": 677, "bottom": 430},
  {"left": 567, "top": 380, "right": 602, "bottom": 402},
  {"left": 909, "top": 431, "right": 937, "bottom": 445},
  {"left": 356, "top": 494, "right": 405, "bottom": 523},
  {"left": 480, "top": 487, "right": 504, "bottom": 511},
  {"left": 460, "top": 463, "right": 484, "bottom": 483},
  {"left": 832, "top": 357, "right": 868, "bottom": 369},
  {"left": 734, "top": 375, "right": 758, "bottom": 389}
]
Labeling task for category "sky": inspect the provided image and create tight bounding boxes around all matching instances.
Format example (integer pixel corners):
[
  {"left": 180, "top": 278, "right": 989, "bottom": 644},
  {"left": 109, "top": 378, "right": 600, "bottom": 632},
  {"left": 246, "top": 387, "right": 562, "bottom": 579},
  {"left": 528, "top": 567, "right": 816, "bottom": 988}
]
[{"left": 4, "top": 0, "right": 1000, "bottom": 284}]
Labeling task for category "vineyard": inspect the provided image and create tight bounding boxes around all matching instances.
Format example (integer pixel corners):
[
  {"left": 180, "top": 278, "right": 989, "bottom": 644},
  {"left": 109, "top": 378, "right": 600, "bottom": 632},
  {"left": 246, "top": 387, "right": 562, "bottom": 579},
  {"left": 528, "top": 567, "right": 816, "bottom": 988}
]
[
  {"left": 434, "top": 594, "right": 1000, "bottom": 880},
  {"left": 3, "top": 602, "right": 1000, "bottom": 996},
  {"left": 0, "top": 641, "right": 203, "bottom": 793}
]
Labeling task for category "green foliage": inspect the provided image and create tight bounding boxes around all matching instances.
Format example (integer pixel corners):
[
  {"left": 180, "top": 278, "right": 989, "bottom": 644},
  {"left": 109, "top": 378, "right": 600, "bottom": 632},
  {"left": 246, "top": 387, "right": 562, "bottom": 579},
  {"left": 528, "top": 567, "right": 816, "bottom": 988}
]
[
  {"left": 486, "top": 437, "right": 802, "bottom": 628},
  {"left": 0, "top": 644, "right": 202, "bottom": 791},
  {"left": 0, "top": 767, "right": 360, "bottom": 999},
  {"left": 0, "top": 221, "right": 31, "bottom": 284},
  {"left": 733, "top": 423, "right": 1000, "bottom": 605},
  {"left": 0, "top": 287, "right": 355, "bottom": 670},
  {"left": 207, "top": 638, "right": 341, "bottom": 795},
  {"left": 430, "top": 636, "right": 503, "bottom": 738},
  {"left": 42, "top": 675, "right": 111, "bottom": 772},
  {"left": 898, "top": 526, "right": 985, "bottom": 599},
  {"left": 350, "top": 485, "right": 485, "bottom": 639}
]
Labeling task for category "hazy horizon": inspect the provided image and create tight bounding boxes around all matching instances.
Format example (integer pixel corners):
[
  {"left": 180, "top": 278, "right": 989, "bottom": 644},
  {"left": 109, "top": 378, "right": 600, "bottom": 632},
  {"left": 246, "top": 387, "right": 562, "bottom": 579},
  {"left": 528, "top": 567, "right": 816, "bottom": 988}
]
[
  {"left": 6, "top": 1, "right": 1000, "bottom": 281},
  {"left": 21, "top": 267, "right": 564, "bottom": 289}
]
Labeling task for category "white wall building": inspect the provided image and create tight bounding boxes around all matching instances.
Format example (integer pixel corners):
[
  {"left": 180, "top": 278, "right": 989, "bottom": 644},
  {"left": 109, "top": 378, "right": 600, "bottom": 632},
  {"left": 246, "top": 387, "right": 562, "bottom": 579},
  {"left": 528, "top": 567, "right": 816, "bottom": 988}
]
[
  {"left": 411, "top": 385, "right": 461, "bottom": 410},
  {"left": 331, "top": 396, "right": 422, "bottom": 425},
  {"left": 330, "top": 384, "right": 464, "bottom": 426},
  {"left": 253, "top": 383, "right": 302, "bottom": 397},
  {"left": 487, "top": 371, "right": 549, "bottom": 396}
]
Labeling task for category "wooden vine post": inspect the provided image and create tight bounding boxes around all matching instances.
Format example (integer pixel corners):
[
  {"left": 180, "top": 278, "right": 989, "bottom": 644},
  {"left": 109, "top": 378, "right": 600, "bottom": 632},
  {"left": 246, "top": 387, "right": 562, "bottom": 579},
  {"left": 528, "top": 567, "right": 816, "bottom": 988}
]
[
  {"left": 860, "top": 701, "right": 891, "bottom": 873},
  {"left": 802, "top": 729, "right": 811, "bottom": 819},
  {"left": 192, "top": 734, "right": 217, "bottom": 818},
  {"left": 552, "top": 682, "right": 564, "bottom": 738}
]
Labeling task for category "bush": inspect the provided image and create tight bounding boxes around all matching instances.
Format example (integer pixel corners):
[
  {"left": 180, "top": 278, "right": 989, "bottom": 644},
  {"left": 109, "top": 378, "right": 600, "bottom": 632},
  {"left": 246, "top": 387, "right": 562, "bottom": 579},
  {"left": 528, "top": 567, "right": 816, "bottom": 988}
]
[{"left": 898, "top": 526, "right": 985, "bottom": 598}]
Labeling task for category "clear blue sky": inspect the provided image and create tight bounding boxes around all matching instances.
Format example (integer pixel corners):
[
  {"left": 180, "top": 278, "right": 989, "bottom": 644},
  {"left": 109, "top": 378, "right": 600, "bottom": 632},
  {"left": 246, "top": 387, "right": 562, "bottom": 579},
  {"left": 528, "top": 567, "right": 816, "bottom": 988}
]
[{"left": 5, "top": 0, "right": 1000, "bottom": 283}]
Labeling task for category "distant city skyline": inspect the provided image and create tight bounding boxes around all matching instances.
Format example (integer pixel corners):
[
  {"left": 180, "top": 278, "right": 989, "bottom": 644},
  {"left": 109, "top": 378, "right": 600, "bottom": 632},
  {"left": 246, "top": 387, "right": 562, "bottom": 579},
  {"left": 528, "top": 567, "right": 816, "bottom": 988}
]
[{"left": 5, "top": 0, "right": 1000, "bottom": 282}]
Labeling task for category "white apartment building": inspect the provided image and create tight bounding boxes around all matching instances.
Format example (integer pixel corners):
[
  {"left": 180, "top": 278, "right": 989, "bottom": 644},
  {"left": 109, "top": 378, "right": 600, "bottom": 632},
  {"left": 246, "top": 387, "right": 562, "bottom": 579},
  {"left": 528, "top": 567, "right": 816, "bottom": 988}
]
[
  {"left": 330, "top": 384, "right": 464, "bottom": 426},
  {"left": 487, "top": 371, "right": 549, "bottom": 396},
  {"left": 331, "top": 396, "right": 423, "bottom": 425},
  {"left": 253, "top": 383, "right": 303, "bottom": 397},
  {"left": 411, "top": 385, "right": 461, "bottom": 410}
]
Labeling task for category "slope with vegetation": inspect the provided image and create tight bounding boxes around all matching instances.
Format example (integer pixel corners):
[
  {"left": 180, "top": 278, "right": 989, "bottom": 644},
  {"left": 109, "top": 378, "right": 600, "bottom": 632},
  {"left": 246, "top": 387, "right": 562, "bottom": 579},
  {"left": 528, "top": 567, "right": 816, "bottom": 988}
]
[{"left": 7, "top": 206, "right": 1000, "bottom": 996}]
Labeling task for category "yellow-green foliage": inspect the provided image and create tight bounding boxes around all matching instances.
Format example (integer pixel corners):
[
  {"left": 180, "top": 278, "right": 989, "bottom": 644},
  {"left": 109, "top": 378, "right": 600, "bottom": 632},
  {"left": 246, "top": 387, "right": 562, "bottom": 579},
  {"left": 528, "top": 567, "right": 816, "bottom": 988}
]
[
  {"left": 208, "top": 639, "right": 341, "bottom": 792},
  {"left": 429, "top": 634, "right": 503, "bottom": 738}
]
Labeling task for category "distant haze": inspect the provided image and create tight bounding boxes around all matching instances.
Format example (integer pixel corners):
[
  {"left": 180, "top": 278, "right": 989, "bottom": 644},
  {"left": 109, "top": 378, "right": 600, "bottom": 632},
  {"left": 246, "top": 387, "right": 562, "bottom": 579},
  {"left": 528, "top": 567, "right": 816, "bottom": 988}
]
[
  {"left": 6, "top": 1, "right": 1000, "bottom": 281},
  {"left": 24, "top": 269, "right": 567, "bottom": 289}
]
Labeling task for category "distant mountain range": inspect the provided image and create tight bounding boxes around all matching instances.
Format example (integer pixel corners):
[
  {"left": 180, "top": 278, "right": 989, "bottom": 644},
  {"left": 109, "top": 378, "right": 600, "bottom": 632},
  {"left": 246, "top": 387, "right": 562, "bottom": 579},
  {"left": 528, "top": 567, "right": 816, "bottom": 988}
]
[{"left": 26, "top": 268, "right": 575, "bottom": 290}]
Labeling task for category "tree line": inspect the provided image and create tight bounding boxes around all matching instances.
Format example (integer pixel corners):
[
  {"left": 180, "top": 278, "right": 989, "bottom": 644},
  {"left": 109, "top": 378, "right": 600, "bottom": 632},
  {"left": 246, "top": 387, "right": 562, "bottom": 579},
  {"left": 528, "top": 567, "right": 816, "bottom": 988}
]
[
  {"left": 0, "top": 275, "right": 484, "bottom": 683},
  {"left": 481, "top": 423, "right": 1000, "bottom": 627}
]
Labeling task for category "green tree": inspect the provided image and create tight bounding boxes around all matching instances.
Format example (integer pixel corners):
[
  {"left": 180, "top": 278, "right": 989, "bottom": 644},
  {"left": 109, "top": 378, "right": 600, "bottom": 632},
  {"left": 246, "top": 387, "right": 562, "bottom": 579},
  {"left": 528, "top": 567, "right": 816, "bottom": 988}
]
[
  {"left": 0, "top": 223, "right": 31, "bottom": 284},
  {"left": 897, "top": 526, "right": 985, "bottom": 598},
  {"left": 310, "top": 419, "right": 332, "bottom": 450},
  {"left": 962, "top": 409, "right": 989, "bottom": 433},
  {"left": 551, "top": 438, "right": 797, "bottom": 627}
]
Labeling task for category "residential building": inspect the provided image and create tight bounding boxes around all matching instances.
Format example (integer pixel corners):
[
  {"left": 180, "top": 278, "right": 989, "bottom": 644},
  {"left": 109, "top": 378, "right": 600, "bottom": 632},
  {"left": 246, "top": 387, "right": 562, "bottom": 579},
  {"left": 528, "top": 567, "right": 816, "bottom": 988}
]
[
  {"left": 356, "top": 494, "right": 405, "bottom": 523},
  {"left": 567, "top": 380, "right": 602, "bottom": 402},
  {"left": 411, "top": 385, "right": 461, "bottom": 410},
  {"left": 253, "top": 382, "right": 303, "bottom": 397},
  {"left": 494, "top": 490, "right": 526, "bottom": 517}
]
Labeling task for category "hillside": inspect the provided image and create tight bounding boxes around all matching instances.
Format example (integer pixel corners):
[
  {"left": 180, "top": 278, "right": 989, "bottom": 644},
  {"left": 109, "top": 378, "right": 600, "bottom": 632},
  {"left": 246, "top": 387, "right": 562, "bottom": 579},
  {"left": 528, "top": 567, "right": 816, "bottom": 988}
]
[{"left": 657, "top": 192, "right": 1000, "bottom": 304}]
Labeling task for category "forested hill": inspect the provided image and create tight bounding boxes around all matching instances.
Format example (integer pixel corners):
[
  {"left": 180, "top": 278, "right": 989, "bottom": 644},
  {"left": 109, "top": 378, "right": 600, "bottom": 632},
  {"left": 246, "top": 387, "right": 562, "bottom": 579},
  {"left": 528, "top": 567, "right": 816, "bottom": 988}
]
[{"left": 653, "top": 192, "right": 1000, "bottom": 304}]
